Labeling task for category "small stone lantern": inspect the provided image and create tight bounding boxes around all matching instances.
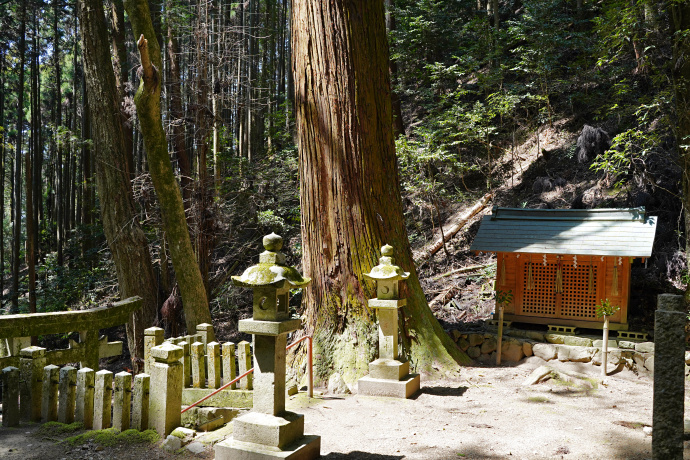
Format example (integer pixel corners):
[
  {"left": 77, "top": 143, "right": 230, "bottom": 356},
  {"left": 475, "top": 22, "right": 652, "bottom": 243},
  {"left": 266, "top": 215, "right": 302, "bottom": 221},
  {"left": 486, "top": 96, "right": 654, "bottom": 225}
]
[
  {"left": 357, "top": 244, "right": 420, "bottom": 398},
  {"left": 214, "top": 233, "right": 320, "bottom": 460}
]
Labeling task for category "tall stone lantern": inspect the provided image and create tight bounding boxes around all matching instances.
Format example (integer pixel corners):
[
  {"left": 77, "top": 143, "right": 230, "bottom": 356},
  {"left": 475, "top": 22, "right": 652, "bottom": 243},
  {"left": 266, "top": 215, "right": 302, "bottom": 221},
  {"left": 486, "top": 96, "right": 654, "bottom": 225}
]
[
  {"left": 214, "top": 233, "right": 320, "bottom": 460},
  {"left": 357, "top": 244, "right": 420, "bottom": 398}
]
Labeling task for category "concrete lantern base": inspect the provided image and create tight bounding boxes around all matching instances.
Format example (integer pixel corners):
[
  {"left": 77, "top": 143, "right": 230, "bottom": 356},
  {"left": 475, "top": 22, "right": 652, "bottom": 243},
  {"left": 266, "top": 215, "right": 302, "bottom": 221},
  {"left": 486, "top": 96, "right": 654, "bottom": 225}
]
[
  {"left": 357, "top": 372, "right": 421, "bottom": 399},
  {"left": 214, "top": 411, "right": 320, "bottom": 460},
  {"left": 215, "top": 435, "right": 321, "bottom": 460}
]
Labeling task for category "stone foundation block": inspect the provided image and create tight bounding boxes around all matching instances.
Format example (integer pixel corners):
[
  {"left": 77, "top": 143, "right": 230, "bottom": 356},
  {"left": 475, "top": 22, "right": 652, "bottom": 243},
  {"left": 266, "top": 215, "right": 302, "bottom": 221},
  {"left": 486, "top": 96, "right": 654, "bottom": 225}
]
[
  {"left": 593, "top": 339, "right": 617, "bottom": 349},
  {"left": 480, "top": 337, "right": 497, "bottom": 354},
  {"left": 369, "top": 358, "right": 409, "bottom": 380},
  {"left": 557, "top": 346, "right": 571, "bottom": 362},
  {"left": 563, "top": 336, "right": 593, "bottom": 347},
  {"left": 458, "top": 338, "right": 470, "bottom": 351},
  {"left": 467, "top": 346, "right": 481, "bottom": 359},
  {"left": 635, "top": 342, "right": 654, "bottom": 353},
  {"left": 501, "top": 340, "right": 524, "bottom": 362},
  {"left": 215, "top": 435, "right": 321, "bottom": 460},
  {"left": 468, "top": 334, "right": 484, "bottom": 347},
  {"left": 545, "top": 334, "right": 566, "bottom": 344},
  {"left": 182, "top": 388, "right": 253, "bottom": 408},
  {"left": 618, "top": 340, "right": 637, "bottom": 350},
  {"left": 357, "top": 374, "right": 420, "bottom": 399},
  {"left": 569, "top": 347, "right": 594, "bottom": 363},
  {"left": 233, "top": 411, "right": 304, "bottom": 449},
  {"left": 532, "top": 343, "right": 557, "bottom": 361},
  {"left": 523, "top": 342, "right": 533, "bottom": 357}
]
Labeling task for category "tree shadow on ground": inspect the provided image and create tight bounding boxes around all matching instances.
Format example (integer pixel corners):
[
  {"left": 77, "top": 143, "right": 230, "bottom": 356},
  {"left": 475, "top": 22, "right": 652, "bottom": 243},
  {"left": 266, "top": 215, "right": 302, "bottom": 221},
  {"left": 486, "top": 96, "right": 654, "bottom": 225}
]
[
  {"left": 321, "top": 453, "right": 404, "bottom": 460},
  {"left": 412, "top": 385, "right": 468, "bottom": 398}
]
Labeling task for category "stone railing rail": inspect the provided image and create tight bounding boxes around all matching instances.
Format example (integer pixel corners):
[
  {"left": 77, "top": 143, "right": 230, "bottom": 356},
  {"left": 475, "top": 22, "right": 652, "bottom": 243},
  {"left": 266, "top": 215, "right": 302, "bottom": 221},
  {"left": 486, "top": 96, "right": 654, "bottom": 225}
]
[
  {"left": 144, "top": 325, "right": 254, "bottom": 409},
  {"left": 1, "top": 342, "right": 183, "bottom": 437},
  {"left": 0, "top": 296, "right": 143, "bottom": 370}
]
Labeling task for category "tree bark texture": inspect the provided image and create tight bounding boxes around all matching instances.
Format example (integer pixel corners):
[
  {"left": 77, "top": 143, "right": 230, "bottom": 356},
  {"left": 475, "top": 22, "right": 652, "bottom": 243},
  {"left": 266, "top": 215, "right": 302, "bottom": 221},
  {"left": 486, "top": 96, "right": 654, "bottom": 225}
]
[
  {"left": 125, "top": 0, "right": 212, "bottom": 331},
  {"left": 671, "top": 3, "right": 690, "bottom": 303},
  {"left": 292, "top": 0, "right": 469, "bottom": 383},
  {"left": 78, "top": 0, "right": 159, "bottom": 361}
]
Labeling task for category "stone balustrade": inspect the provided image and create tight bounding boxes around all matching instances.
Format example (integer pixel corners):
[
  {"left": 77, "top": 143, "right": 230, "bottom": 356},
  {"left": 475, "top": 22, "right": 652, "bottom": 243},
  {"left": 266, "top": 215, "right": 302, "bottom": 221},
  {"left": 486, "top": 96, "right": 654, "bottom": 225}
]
[
  {"left": 1, "top": 342, "right": 183, "bottom": 438},
  {"left": 144, "top": 325, "right": 254, "bottom": 409}
]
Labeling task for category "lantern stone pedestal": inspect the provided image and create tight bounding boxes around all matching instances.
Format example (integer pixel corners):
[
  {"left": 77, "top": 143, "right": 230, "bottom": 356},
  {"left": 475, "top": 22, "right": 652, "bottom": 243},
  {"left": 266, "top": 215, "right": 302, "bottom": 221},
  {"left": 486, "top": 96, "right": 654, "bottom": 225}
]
[
  {"left": 215, "top": 234, "right": 320, "bottom": 460},
  {"left": 358, "top": 245, "right": 420, "bottom": 399}
]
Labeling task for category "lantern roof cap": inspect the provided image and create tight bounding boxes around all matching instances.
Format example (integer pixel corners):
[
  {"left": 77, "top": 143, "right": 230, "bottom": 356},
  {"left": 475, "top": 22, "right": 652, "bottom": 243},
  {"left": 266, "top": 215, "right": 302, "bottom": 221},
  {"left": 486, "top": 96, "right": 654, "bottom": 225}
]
[
  {"left": 363, "top": 244, "right": 410, "bottom": 281},
  {"left": 232, "top": 233, "right": 311, "bottom": 288}
]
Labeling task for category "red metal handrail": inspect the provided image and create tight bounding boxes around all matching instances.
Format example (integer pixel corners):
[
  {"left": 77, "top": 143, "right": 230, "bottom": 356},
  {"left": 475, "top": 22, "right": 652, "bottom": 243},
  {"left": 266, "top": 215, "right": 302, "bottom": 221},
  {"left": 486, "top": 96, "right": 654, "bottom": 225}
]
[{"left": 181, "top": 335, "right": 313, "bottom": 414}]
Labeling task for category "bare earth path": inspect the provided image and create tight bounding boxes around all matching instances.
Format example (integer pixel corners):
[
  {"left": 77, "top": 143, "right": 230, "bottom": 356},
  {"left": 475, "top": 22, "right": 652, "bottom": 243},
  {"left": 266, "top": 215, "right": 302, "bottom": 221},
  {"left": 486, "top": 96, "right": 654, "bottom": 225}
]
[
  {"left": 298, "top": 357, "right": 661, "bottom": 460},
  {"left": 0, "top": 356, "right": 685, "bottom": 459}
]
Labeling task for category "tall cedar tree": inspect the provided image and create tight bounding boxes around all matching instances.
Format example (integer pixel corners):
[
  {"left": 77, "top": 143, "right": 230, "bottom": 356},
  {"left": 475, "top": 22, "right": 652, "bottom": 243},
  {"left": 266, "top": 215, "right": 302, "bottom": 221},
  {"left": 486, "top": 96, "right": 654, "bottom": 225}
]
[
  {"left": 11, "top": 0, "right": 26, "bottom": 314},
  {"left": 124, "top": 0, "right": 212, "bottom": 331},
  {"left": 78, "top": 0, "right": 159, "bottom": 363},
  {"left": 671, "top": 2, "right": 690, "bottom": 303},
  {"left": 292, "top": 0, "right": 469, "bottom": 382}
]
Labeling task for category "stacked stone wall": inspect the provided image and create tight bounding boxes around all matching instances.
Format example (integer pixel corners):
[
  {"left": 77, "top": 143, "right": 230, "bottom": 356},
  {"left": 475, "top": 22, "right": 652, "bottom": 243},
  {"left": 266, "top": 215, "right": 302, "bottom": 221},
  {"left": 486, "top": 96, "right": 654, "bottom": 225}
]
[{"left": 450, "top": 329, "right": 660, "bottom": 374}]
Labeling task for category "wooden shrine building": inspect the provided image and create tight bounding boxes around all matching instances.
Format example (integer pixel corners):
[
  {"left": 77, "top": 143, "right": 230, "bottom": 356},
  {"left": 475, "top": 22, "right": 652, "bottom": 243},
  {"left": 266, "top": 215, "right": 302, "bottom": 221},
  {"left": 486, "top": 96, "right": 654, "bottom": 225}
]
[{"left": 470, "top": 207, "right": 657, "bottom": 331}]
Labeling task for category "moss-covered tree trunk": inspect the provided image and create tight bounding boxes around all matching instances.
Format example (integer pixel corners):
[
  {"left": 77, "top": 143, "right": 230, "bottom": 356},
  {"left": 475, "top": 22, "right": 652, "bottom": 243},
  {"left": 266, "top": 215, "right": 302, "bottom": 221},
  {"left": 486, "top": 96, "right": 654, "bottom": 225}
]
[
  {"left": 292, "top": 0, "right": 469, "bottom": 384},
  {"left": 125, "top": 0, "right": 212, "bottom": 331},
  {"left": 671, "top": 3, "right": 690, "bottom": 305},
  {"left": 78, "top": 0, "right": 159, "bottom": 362}
]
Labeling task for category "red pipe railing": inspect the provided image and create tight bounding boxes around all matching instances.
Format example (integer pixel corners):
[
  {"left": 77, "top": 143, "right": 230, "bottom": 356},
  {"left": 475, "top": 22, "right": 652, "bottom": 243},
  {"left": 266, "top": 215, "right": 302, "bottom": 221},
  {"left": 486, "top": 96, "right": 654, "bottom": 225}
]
[{"left": 181, "top": 335, "right": 313, "bottom": 414}]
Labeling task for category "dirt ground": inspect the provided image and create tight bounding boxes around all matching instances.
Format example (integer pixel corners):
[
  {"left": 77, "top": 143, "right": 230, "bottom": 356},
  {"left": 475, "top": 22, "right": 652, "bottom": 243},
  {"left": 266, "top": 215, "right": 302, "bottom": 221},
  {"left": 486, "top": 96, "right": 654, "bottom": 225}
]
[{"left": 1, "top": 356, "right": 685, "bottom": 460}]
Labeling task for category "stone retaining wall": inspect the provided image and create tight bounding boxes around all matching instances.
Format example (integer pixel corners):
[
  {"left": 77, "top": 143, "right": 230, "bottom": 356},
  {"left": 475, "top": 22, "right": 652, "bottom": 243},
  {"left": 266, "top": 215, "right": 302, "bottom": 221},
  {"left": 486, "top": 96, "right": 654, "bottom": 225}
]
[{"left": 450, "top": 329, "right": 660, "bottom": 374}]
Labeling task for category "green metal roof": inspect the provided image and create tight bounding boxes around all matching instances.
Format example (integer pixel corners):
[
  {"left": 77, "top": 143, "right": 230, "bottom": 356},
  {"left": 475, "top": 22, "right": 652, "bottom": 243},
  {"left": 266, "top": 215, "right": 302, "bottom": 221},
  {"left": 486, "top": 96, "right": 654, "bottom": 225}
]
[{"left": 470, "top": 207, "right": 657, "bottom": 257}]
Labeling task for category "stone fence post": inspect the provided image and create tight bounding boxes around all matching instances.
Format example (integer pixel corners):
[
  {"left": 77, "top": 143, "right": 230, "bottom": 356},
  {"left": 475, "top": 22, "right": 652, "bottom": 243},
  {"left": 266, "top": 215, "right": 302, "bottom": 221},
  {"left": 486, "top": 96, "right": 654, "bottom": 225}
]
[
  {"left": 144, "top": 327, "right": 164, "bottom": 375},
  {"left": 75, "top": 368, "right": 95, "bottom": 429},
  {"left": 20, "top": 346, "right": 45, "bottom": 422},
  {"left": 132, "top": 374, "right": 150, "bottom": 431},
  {"left": 94, "top": 370, "right": 113, "bottom": 430},
  {"left": 41, "top": 365, "right": 60, "bottom": 422},
  {"left": 58, "top": 366, "right": 77, "bottom": 424},
  {"left": 652, "top": 294, "right": 686, "bottom": 460},
  {"left": 1, "top": 366, "right": 20, "bottom": 427},
  {"left": 149, "top": 342, "right": 183, "bottom": 436},
  {"left": 113, "top": 371, "right": 132, "bottom": 431}
]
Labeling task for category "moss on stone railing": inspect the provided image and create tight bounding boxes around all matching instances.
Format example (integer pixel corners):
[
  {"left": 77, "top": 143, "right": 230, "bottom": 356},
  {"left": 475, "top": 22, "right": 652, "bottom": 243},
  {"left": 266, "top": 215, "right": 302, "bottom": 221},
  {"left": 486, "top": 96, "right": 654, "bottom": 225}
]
[{"left": 0, "top": 296, "right": 143, "bottom": 370}]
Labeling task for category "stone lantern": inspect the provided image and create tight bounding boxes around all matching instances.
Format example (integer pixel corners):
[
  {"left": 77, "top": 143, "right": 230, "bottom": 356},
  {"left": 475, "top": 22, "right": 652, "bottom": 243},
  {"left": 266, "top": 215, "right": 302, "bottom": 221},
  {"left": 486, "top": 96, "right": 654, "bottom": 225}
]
[
  {"left": 215, "top": 233, "right": 320, "bottom": 460},
  {"left": 357, "top": 244, "right": 420, "bottom": 398}
]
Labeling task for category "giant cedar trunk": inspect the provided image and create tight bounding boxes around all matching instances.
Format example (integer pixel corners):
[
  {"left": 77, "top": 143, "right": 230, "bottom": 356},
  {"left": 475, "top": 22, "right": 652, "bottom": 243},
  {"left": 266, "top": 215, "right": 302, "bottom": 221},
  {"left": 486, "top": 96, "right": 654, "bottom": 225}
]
[
  {"left": 78, "top": 0, "right": 159, "bottom": 362},
  {"left": 292, "top": 0, "right": 469, "bottom": 383},
  {"left": 124, "top": 0, "right": 212, "bottom": 331},
  {"left": 671, "top": 4, "right": 690, "bottom": 303}
]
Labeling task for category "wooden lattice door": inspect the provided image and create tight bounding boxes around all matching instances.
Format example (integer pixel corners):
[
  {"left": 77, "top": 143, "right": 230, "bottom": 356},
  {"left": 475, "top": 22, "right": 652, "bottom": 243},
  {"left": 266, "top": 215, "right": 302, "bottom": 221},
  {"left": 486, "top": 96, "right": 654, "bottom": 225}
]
[
  {"left": 518, "top": 256, "right": 601, "bottom": 322},
  {"left": 520, "top": 261, "right": 557, "bottom": 317}
]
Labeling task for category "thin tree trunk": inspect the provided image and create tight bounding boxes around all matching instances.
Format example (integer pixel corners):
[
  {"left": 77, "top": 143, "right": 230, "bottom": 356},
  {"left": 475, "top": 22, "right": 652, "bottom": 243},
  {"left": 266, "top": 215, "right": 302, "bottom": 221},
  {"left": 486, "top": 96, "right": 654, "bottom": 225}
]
[
  {"left": 0, "top": 46, "right": 5, "bottom": 300},
  {"left": 293, "top": 0, "right": 469, "bottom": 383},
  {"left": 124, "top": 0, "right": 212, "bottom": 331},
  {"left": 79, "top": 0, "right": 160, "bottom": 363},
  {"left": 166, "top": 20, "right": 192, "bottom": 200},
  {"left": 385, "top": 0, "right": 405, "bottom": 138},
  {"left": 54, "top": 0, "right": 64, "bottom": 268},
  {"left": 11, "top": 0, "right": 27, "bottom": 314},
  {"left": 26, "top": 5, "right": 38, "bottom": 316},
  {"left": 110, "top": 0, "right": 134, "bottom": 178}
]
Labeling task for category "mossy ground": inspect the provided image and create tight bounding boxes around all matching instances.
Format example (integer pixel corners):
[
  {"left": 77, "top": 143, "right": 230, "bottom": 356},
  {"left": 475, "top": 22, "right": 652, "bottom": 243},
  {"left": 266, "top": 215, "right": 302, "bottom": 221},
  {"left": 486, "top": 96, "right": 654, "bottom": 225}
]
[{"left": 62, "top": 427, "right": 159, "bottom": 447}]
